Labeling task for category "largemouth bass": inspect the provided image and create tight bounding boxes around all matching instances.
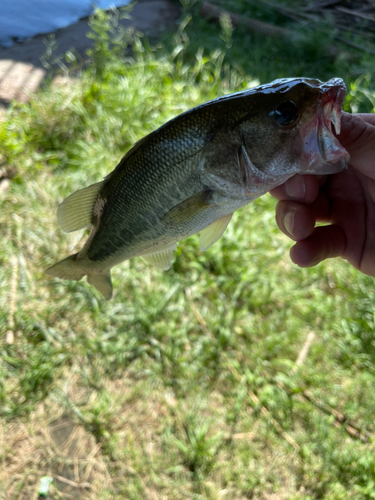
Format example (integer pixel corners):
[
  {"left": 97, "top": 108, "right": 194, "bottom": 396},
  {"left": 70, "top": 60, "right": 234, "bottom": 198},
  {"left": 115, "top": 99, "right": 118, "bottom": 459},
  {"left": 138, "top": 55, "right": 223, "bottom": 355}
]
[{"left": 46, "top": 77, "right": 349, "bottom": 299}]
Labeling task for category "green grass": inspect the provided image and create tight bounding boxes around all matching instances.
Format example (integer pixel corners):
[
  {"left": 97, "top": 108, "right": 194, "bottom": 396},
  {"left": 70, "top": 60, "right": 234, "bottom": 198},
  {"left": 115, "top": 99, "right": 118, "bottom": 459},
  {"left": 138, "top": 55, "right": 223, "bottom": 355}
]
[{"left": 1, "top": 3, "right": 375, "bottom": 499}]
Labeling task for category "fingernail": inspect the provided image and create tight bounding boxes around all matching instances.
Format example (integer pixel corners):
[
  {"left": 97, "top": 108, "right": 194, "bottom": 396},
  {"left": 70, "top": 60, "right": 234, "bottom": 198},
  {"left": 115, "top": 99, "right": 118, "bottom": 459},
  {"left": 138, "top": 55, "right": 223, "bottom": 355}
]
[
  {"left": 283, "top": 210, "right": 295, "bottom": 236},
  {"left": 285, "top": 176, "right": 306, "bottom": 199}
]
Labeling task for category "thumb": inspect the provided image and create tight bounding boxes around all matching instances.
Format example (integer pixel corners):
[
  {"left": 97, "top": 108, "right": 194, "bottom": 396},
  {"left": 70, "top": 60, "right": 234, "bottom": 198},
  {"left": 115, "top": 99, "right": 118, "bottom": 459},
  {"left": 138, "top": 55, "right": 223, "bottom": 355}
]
[{"left": 338, "top": 112, "right": 375, "bottom": 178}]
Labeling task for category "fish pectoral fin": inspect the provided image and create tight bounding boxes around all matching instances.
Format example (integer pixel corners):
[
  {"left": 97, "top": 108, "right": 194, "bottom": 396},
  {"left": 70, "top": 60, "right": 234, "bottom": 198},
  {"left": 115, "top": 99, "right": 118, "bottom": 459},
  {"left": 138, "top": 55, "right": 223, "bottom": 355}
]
[
  {"left": 57, "top": 181, "right": 104, "bottom": 232},
  {"left": 87, "top": 271, "right": 113, "bottom": 300},
  {"left": 143, "top": 244, "right": 177, "bottom": 271},
  {"left": 199, "top": 214, "right": 233, "bottom": 252},
  {"left": 161, "top": 191, "right": 212, "bottom": 225}
]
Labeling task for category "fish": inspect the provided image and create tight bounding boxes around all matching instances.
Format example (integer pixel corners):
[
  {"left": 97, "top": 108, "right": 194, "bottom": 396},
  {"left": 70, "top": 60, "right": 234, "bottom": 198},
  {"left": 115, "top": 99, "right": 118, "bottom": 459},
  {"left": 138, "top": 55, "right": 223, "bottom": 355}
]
[{"left": 46, "top": 77, "right": 349, "bottom": 300}]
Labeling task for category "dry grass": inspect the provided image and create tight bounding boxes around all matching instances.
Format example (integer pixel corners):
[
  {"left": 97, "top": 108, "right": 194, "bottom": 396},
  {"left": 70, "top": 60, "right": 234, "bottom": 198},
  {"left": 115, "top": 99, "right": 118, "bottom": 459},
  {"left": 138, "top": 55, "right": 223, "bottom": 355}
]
[
  {"left": 1, "top": 372, "right": 307, "bottom": 499},
  {"left": 1, "top": 402, "right": 108, "bottom": 499}
]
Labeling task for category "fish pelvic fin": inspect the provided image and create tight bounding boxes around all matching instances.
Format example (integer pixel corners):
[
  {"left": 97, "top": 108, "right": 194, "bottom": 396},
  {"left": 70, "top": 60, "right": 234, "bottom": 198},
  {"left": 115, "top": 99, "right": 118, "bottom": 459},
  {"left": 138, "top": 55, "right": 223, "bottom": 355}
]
[
  {"left": 143, "top": 243, "right": 177, "bottom": 270},
  {"left": 57, "top": 181, "right": 104, "bottom": 232},
  {"left": 46, "top": 254, "right": 113, "bottom": 300},
  {"left": 87, "top": 271, "right": 113, "bottom": 300},
  {"left": 199, "top": 214, "right": 233, "bottom": 252}
]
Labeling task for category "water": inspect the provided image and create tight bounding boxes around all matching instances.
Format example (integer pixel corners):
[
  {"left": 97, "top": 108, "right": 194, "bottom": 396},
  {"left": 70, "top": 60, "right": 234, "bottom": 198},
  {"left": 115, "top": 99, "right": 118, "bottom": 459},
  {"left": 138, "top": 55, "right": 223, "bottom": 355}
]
[{"left": 0, "top": 0, "right": 131, "bottom": 47}]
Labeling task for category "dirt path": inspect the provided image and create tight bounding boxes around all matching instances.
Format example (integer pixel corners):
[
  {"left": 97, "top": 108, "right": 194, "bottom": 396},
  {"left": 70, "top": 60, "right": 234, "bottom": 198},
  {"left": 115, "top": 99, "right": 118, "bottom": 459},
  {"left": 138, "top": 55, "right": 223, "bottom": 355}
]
[{"left": 0, "top": 0, "right": 179, "bottom": 105}]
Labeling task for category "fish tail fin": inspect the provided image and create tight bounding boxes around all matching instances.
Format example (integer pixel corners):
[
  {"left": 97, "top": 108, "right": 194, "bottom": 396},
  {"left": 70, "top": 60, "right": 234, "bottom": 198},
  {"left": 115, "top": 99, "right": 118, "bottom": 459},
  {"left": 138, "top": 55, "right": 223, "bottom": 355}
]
[
  {"left": 46, "top": 254, "right": 113, "bottom": 300},
  {"left": 87, "top": 271, "right": 113, "bottom": 301},
  {"left": 46, "top": 253, "right": 85, "bottom": 281}
]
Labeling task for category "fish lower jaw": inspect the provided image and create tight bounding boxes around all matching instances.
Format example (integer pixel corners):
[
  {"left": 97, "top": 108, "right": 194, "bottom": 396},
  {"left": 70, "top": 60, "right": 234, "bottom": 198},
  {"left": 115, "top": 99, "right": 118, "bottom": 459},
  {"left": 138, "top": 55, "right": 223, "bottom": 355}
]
[
  {"left": 299, "top": 118, "right": 349, "bottom": 174},
  {"left": 301, "top": 143, "right": 349, "bottom": 174}
]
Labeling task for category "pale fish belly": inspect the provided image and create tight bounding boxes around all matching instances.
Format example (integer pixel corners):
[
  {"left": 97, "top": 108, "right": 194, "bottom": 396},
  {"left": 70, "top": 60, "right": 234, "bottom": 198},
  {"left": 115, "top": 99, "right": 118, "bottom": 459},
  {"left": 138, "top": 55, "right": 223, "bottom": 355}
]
[{"left": 78, "top": 192, "right": 250, "bottom": 272}]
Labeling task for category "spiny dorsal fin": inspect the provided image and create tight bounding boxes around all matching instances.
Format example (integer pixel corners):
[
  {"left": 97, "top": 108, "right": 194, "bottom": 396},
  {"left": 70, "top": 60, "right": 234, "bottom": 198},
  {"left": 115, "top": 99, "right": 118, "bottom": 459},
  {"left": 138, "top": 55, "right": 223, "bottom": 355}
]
[
  {"left": 57, "top": 181, "right": 104, "bottom": 232},
  {"left": 199, "top": 214, "right": 232, "bottom": 252},
  {"left": 143, "top": 244, "right": 177, "bottom": 271}
]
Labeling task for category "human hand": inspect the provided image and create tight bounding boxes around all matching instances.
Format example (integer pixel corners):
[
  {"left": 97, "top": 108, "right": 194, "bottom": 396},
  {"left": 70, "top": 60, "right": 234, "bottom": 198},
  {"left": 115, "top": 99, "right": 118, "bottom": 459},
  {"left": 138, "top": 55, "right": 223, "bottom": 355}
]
[{"left": 270, "top": 112, "right": 375, "bottom": 276}]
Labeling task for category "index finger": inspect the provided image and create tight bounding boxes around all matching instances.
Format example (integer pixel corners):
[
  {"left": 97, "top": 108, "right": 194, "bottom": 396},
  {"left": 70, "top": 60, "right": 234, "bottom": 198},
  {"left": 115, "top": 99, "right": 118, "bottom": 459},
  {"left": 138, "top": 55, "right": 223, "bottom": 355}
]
[
  {"left": 338, "top": 113, "right": 375, "bottom": 178},
  {"left": 270, "top": 174, "right": 322, "bottom": 203}
]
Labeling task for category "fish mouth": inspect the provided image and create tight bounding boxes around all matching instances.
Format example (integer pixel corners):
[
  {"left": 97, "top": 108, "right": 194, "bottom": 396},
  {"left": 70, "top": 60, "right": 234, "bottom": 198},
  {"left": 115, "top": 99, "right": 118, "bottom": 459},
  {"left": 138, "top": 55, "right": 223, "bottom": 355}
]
[
  {"left": 300, "top": 78, "right": 350, "bottom": 174},
  {"left": 320, "top": 77, "right": 346, "bottom": 135}
]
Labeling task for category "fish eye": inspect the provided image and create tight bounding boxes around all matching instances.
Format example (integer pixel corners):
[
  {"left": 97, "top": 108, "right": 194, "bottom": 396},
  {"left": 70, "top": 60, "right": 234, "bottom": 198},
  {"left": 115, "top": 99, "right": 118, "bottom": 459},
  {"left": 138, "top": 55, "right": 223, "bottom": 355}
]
[{"left": 270, "top": 101, "right": 299, "bottom": 126}]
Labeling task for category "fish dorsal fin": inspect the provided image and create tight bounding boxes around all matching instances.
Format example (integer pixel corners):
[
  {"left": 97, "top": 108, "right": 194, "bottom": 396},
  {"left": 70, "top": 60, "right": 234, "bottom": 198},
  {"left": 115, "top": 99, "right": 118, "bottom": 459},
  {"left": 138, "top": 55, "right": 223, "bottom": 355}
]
[
  {"left": 199, "top": 214, "right": 232, "bottom": 252},
  {"left": 57, "top": 181, "right": 104, "bottom": 232},
  {"left": 143, "top": 244, "right": 177, "bottom": 271}
]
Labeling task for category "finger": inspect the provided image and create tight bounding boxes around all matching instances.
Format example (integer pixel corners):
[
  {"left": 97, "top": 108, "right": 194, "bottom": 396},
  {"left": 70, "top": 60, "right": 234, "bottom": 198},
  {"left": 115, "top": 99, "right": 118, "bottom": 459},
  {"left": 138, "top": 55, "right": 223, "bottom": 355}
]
[
  {"left": 317, "top": 175, "right": 328, "bottom": 187},
  {"left": 339, "top": 113, "right": 375, "bottom": 177},
  {"left": 276, "top": 200, "right": 316, "bottom": 241},
  {"left": 270, "top": 174, "right": 320, "bottom": 203},
  {"left": 289, "top": 225, "right": 346, "bottom": 267},
  {"left": 355, "top": 113, "right": 375, "bottom": 128},
  {"left": 275, "top": 194, "right": 332, "bottom": 242},
  {"left": 308, "top": 191, "right": 331, "bottom": 222}
]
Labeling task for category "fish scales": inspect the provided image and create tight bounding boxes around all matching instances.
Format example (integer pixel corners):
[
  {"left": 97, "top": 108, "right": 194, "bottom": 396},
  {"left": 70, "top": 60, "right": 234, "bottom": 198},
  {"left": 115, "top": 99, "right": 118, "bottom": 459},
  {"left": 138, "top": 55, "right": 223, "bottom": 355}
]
[
  {"left": 46, "top": 77, "right": 350, "bottom": 299},
  {"left": 89, "top": 100, "right": 249, "bottom": 261}
]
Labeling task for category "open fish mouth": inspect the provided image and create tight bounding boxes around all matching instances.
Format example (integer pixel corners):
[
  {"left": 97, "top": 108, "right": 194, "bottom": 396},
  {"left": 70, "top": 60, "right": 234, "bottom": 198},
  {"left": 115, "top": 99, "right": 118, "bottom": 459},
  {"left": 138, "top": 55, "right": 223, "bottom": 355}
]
[
  {"left": 320, "top": 77, "right": 346, "bottom": 135},
  {"left": 300, "top": 78, "right": 349, "bottom": 173},
  {"left": 323, "top": 95, "right": 342, "bottom": 135}
]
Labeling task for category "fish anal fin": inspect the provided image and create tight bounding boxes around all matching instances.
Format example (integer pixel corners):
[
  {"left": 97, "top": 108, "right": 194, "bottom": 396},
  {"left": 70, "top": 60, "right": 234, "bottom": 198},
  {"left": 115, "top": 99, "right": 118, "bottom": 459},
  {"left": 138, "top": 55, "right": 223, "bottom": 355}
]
[
  {"left": 57, "top": 181, "right": 104, "bottom": 232},
  {"left": 143, "top": 244, "right": 177, "bottom": 271},
  {"left": 87, "top": 271, "right": 113, "bottom": 300},
  {"left": 199, "top": 214, "right": 232, "bottom": 252}
]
